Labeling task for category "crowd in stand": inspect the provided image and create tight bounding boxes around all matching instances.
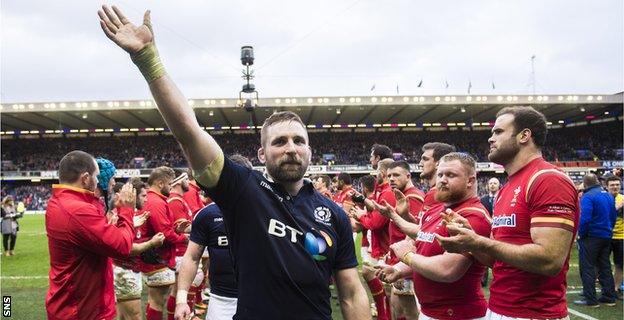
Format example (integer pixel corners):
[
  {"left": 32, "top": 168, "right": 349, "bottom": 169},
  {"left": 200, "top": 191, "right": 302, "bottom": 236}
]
[
  {"left": 1, "top": 173, "right": 506, "bottom": 213},
  {"left": 0, "top": 185, "right": 50, "bottom": 211},
  {"left": 2, "top": 121, "right": 621, "bottom": 171}
]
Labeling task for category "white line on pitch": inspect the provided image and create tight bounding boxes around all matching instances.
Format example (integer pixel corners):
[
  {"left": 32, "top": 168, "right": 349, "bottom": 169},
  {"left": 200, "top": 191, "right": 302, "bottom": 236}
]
[{"left": 568, "top": 308, "right": 599, "bottom": 320}]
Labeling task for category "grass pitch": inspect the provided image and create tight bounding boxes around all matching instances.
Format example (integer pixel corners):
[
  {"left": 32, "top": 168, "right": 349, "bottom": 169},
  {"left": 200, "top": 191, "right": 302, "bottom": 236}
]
[{"left": 1, "top": 215, "right": 622, "bottom": 319}]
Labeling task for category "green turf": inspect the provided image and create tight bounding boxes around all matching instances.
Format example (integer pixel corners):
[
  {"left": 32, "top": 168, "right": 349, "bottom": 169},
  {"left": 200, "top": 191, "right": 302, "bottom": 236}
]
[{"left": 1, "top": 215, "right": 623, "bottom": 319}]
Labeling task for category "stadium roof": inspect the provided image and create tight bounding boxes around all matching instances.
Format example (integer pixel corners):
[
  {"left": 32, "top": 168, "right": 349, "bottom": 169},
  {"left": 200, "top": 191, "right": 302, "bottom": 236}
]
[{"left": 1, "top": 93, "right": 622, "bottom": 133}]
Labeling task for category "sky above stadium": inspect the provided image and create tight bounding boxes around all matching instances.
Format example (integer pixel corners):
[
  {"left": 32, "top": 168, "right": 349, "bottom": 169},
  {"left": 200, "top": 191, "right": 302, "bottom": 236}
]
[{"left": 1, "top": 0, "right": 622, "bottom": 103}]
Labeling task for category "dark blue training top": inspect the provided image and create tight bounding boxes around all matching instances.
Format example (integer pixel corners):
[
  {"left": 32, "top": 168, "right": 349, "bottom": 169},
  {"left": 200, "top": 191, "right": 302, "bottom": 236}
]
[
  {"left": 190, "top": 203, "right": 237, "bottom": 298},
  {"left": 200, "top": 157, "right": 357, "bottom": 320}
]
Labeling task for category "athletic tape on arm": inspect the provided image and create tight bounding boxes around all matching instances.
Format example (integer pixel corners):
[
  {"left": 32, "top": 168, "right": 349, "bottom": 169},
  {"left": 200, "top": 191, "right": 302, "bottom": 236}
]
[{"left": 193, "top": 151, "right": 225, "bottom": 188}]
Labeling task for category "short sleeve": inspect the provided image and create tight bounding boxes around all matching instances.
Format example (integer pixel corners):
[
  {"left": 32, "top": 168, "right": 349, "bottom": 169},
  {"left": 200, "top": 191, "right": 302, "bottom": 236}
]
[
  {"left": 189, "top": 208, "right": 212, "bottom": 246},
  {"left": 200, "top": 157, "right": 253, "bottom": 214},
  {"left": 333, "top": 206, "right": 358, "bottom": 270},
  {"left": 527, "top": 172, "right": 578, "bottom": 232}
]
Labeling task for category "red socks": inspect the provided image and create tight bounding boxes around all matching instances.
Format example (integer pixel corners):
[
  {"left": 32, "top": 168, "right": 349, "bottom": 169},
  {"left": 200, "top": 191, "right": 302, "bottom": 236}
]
[
  {"left": 367, "top": 277, "right": 390, "bottom": 320},
  {"left": 146, "top": 304, "right": 163, "bottom": 320},
  {"left": 166, "top": 296, "right": 176, "bottom": 320}
]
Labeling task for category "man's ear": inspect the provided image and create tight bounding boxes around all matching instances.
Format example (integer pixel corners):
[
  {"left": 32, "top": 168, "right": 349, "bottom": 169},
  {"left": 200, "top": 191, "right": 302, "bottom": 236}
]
[
  {"left": 467, "top": 175, "right": 477, "bottom": 189},
  {"left": 257, "top": 147, "right": 266, "bottom": 164},
  {"left": 517, "top": 128, "right": 532, "bottom": 144}
]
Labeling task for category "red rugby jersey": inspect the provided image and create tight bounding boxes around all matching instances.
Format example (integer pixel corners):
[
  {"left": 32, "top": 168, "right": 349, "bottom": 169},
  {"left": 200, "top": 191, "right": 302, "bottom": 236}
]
[
  {"left": 358, "top": 182, "right": 392, "bottom": 259},
  {"left": 360, "top": 193, "right": 376, "bottom": 248},
  {"left": 167, "top": 192, "right": 193, "bottom": 256},
  {"left": 333, "top": 186, "right": 356, "bottom": 210},
  {"left": 137, "top": 190, "right": 187, "bottom": 272},
  {"left": 183, "top": 181, "right": 204, "bottom": 215},
  {"left": 386, "top": 186, "right": 425, "bottom": 264},
  {"left": 489, "top": 157, "right": 579, "bottom": 319},
  {"left": 112, "top": 208, "right": 143, "bottom": 271},
  {"left": 413, "top": 197, "right": 491, "bottom": 319}
]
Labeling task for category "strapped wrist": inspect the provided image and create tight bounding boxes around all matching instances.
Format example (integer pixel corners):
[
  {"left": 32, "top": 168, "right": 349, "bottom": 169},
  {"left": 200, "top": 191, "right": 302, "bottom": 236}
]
[
  {"left": 131, "top": 43, "right": 167, "bottom": 83},
  {"left": 176, "top": 290, "right": 188, "bottom": 304}
]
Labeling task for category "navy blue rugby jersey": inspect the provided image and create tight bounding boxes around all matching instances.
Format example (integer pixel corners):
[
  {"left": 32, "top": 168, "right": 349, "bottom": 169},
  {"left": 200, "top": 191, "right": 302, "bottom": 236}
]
[
  {"left": 199, "top": 156, "right": 357, "bottom": 320},
  {"left": 190, "top": 203, "right": 237, "bottom": 298}
]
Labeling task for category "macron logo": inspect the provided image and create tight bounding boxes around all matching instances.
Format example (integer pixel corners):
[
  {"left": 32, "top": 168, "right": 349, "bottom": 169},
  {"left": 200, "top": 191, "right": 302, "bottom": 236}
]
[
  {"left": 491, "top": 214, "right": 516, "bottom": 228},
  {"left": 260, "top": 181, "right": 284, "bottom": 202}
]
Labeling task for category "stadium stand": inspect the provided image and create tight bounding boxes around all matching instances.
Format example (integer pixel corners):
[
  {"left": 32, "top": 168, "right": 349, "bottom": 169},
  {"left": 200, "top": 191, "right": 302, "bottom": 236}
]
[{"left": 1, "top": 121, "right": 621, "bottom": 171}]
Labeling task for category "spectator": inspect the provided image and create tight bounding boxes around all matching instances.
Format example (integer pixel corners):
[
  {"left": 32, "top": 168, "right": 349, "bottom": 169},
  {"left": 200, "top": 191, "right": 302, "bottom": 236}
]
[
  {"left": 575, "top": 173, "right": 618, "bottom": 307},
  {"left": 1, "top": 196, "right": 21, "bottom": 256},
  {"left": 605, "top": 174, "right": 624, "bottom": 299}
]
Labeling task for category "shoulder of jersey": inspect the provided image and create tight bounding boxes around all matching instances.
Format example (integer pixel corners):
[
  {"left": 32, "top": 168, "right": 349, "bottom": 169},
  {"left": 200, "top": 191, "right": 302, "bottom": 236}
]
[
  {"left": 197, "top": 203, "right": 219, "bottom": 217},
  {"left": 166, "top": 196, "right": 185, "bottom": 203},
  {"left": 455, "top": 206, "right": 492, "bottom": 223}
]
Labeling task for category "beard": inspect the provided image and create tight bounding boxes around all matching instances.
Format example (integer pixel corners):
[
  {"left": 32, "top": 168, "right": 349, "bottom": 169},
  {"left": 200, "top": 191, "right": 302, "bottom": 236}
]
[
  {"left": 266, "top": 156, "right": 307, "bottom": 183},
  {"left": 160, "top": 187, "right": 170, "bottom": 197},
  {"left": 181, "top": 183, "right": 189, "bottom": 192},
  {"left": 435, "top": 187, "right": 465, "bottom": 203},
  {"left": 488, "top": 138, "right": 520, "bottom": 165}
]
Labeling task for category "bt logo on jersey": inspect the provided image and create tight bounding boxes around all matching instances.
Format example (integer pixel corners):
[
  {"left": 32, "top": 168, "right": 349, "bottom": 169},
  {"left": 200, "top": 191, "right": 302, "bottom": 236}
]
[
  {"left": 267, "top": 218, "right": 333, "bottom": 261},
  {"left": 268, "top": 218, "right": 303, "bottom": 243}
]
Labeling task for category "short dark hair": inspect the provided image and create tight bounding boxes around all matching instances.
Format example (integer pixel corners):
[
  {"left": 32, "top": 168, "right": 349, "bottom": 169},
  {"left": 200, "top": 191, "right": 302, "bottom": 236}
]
[
  {"left": 387, "top": 160, "right": 411, "bottom": 172},
  {"left": 112, "top": 182, "right": 124, "bottom": 194},
  {"left": 422, "top": 142, "right": 456, "bottom": 162},
  {"left": 260, "top": 111, "right": 306, "bottom": 147},
  {"left": 129, "top": 177, "right": 147, "bottom": 198},
  {"left": 230, "top": 154, "right": 253, "bottom": 169},
  {"left": 496, "top": 106, "right": 548, "bottom": 148},
  {"left": 605, "top": 175, "right": 622, "bottom": 185},
  {"left": 583, "top": 173, "right": 600, "bottom": 188},
  {"left": 147, "top": 166, "right": 175, "bottom": 186},
  {"left": 58, "top": 150, "right": 97, "bottom": 183},
  {"left": 360, "top": 175, "right": 376, "bottom": 192},
  {"left": 312, "top": 174, "right": 331, "bottom": 188},
  {"left": 337, "top": 172, "right": 352, "bottom": 185},
  {"left": 371, "top": 144, "right": 393, "bottom": 160}
]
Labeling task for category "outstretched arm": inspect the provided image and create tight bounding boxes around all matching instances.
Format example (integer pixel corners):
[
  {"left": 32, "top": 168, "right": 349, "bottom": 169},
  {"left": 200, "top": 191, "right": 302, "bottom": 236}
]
[{"left": 98, "top": 6, "right": 223, "bottom": 186}]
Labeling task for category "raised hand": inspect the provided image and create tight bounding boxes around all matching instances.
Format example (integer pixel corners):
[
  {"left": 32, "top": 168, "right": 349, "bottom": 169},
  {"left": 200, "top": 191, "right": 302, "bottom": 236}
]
[
  {"left": 393, "top": 189, "right": 410, "bottom": 218},
  {"left": 133, "top": 210, "right": 150, "bottom": 228},
  {"left": 98, "top": 5, "right": 153, "bottom": 54},
  {"left": 440, "top": 208, "right": 472, "bottom": 236},
  {"left": 435, "top": 227, "right": 480, "bottom": 254},
  {"left": 372, "top": 200, "right": 395, "bottom": 219},
  {"left": 175, "top": 220, "right": 191, "bottom": 234}
]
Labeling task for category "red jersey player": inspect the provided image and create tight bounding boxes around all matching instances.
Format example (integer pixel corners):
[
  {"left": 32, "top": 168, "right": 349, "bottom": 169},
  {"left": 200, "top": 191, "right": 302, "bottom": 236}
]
[
  {"left": 419, "top": 143, "right": 456, "bottom": 217},
  {"left": 351, "top": 158, "right": 395, "bottom": 320},
  {"left": 384, "top": 161, "right": 424, "bottom": 320},
  {"left": 333, "top": 172, "right": 357, "bottom": 213},
  {"left": 380, "top": 153, "right": 492, "bottom": 320},
  {"left": 437, "top": 107, "right": 579, "bottom": 319},
  {"left": 183, "top": 171, "right": 205, "bottom": 215},
  {"left": 165, "top": 169, "right": 194, "bottom": 320},
  {"left": 138, "top": 167, "right": 188, "bottom": 320}
]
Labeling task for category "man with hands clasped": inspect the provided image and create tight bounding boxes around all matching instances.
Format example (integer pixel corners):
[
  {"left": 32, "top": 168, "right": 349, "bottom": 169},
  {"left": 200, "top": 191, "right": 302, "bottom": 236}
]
[{"left": 376, "top": 153, "right": 492, "bottom": 320}]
